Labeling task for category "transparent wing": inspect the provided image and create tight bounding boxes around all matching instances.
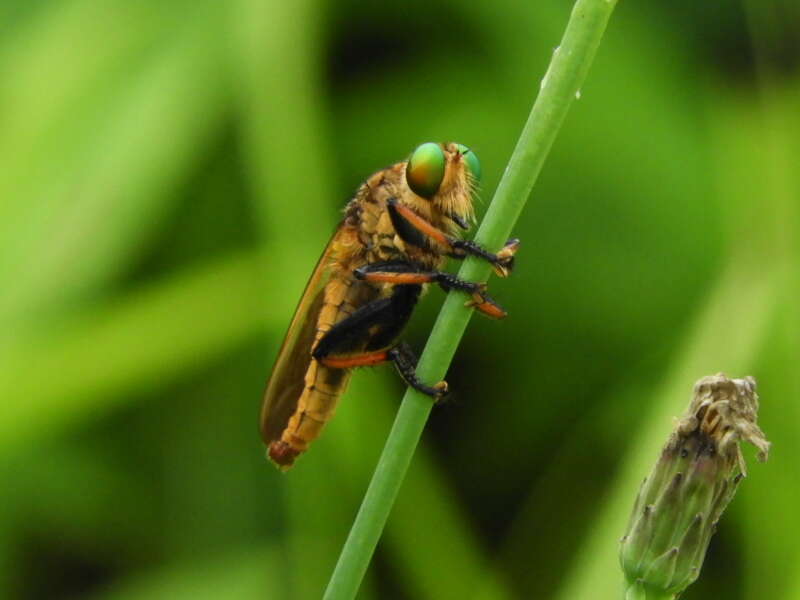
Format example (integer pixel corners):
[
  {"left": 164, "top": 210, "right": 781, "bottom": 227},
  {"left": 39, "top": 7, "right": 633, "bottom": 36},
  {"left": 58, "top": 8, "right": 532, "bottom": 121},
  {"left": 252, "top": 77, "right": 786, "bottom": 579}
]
[{"left": 259, "top": 226, "right": 343, "bottom": 443}]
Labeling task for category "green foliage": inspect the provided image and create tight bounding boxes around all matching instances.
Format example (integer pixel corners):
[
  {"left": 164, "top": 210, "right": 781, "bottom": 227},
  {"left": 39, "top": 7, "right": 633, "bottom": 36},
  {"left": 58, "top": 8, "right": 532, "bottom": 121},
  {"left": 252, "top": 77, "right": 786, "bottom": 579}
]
[{"left": 0, "top": 0, "right": 797, "bottom": 599}]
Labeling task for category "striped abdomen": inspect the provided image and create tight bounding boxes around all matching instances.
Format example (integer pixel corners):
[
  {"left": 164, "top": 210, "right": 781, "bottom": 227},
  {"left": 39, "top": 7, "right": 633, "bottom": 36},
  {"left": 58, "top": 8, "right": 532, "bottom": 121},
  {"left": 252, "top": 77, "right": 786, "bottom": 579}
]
[{"left": 268, "top": 272, "right": 373, "bottom": 467}]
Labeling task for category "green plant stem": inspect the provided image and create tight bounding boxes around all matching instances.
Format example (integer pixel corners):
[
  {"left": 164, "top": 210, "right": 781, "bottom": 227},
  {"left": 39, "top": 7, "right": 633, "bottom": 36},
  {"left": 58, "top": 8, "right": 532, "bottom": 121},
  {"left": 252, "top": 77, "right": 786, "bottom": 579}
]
[{"left": 323, "top": 1, "right": 618, "bottom": 598}]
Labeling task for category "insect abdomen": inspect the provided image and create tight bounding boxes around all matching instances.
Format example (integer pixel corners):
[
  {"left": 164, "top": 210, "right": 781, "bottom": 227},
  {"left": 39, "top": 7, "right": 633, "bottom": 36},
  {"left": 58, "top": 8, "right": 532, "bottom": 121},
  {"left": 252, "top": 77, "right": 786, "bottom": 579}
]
[
  {"left": 268, "top": 361, "right": 351, "bottom": 468},
  {"left": 268, "top": 272, "right": 368, "bottom": 468}
]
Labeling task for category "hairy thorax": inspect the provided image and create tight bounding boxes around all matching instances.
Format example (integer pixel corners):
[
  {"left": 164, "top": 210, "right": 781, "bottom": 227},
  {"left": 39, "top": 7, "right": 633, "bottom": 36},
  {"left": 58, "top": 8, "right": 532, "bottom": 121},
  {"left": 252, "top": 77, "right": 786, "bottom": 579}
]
[{"left": 336, "top": 162, "right": 468, "bottom": 279}]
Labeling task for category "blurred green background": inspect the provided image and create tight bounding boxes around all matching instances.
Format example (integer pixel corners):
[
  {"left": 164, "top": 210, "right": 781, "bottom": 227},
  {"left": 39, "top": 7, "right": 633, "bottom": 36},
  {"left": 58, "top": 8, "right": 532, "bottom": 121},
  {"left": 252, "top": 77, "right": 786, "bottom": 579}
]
[{"left": 1, "top": 0, "right": 798, "bottom": 598}]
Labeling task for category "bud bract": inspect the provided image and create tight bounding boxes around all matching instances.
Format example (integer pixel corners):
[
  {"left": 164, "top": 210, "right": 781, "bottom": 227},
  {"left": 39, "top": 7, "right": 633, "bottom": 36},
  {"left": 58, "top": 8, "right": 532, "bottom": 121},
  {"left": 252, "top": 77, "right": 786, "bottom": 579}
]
[{"left": 620, "top": 374, "right": 770, "bottom": 597}]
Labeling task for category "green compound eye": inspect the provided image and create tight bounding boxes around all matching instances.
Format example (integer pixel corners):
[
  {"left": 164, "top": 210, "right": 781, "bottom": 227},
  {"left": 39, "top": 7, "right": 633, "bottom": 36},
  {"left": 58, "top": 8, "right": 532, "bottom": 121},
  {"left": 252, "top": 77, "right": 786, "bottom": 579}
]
[
  {"left": 456, "top": 143, "right": 481, "bottom": 183},
  {"left": 406, "top": 142, "right": 446, "bottom": 198}
]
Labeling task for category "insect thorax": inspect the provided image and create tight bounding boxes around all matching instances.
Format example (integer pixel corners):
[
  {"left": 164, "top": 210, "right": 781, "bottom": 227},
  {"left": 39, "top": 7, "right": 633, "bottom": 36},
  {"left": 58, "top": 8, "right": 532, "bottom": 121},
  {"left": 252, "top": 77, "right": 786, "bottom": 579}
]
[{"left": 343, "top": 165, "right": 453, "bottom": 271}]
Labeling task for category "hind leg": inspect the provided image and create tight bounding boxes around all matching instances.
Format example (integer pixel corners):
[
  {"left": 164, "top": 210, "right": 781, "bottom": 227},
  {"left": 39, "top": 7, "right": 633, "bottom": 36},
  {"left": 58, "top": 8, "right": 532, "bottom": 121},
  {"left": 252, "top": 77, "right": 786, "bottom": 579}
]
[{"left": 312, "top": 286, "right": 446, "bottom": 398}]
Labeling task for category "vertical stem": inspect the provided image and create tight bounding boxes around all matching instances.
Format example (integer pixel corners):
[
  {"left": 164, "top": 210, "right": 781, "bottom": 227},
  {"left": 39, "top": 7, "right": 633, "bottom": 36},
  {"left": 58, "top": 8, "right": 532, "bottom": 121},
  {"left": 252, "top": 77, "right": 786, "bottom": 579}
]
[{"left": 323, "top": 1, "right": 618, "bottom": 598}]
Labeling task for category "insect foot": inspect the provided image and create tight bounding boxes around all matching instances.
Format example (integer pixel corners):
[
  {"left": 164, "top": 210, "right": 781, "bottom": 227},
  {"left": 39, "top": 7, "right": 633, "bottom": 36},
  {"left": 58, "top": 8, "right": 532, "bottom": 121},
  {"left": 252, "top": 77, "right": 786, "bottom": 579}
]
[
  {"left": 492, "top": 238, "right": 521, "bottom": 278},
  {"left": 431, "top": 380, "right": 449, "bottom": 403},
  {"left": 465, "top": 290, "right": 507, "bottom": 319},
  {"left": 389, "top": 344, "right": 449, "bottom": 400}
]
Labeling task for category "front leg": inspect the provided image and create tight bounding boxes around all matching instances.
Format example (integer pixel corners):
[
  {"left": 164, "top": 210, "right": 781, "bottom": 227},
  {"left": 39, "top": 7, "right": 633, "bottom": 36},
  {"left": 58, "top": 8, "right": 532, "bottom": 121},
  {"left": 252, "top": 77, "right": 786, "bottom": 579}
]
[
  {"left": 354, "top": 261, "right": 508, "bottom": 319},
  {"left": 387, "top": 198, "right": 520, "bottom": 277}
]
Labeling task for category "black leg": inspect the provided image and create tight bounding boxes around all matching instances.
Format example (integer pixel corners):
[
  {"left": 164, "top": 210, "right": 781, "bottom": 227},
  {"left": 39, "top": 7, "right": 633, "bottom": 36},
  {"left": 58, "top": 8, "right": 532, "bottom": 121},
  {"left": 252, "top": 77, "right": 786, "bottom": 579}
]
[
  {"left": 450, "top": 238, "right": 520, "bottom": 277},
  {"left": 311, "top": 287, "right": 447, "bottom": 396},
  {"left": 388, "top": 343, "right": 448, "bottom": 399},
  {"left": 385, "top": 198, "right": 520, "bottom": 276},
  {"left": 312, "top": 285, "right": 421, "bottom": 360},
  {"left": 434, "top": 272, "right": 485, "bottom": 294}
]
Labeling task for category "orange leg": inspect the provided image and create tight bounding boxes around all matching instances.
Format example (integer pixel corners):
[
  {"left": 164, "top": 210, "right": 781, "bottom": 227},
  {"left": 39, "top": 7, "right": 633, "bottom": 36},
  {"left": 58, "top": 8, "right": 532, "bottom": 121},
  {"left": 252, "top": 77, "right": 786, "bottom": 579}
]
[
  {"left": 319, "top": 349, "right": 390, "bottom": 369},
  {"left": 319, "top": 345, "right": 447, "bottom": 399},
  {"left": 354, "top": 262, "right": 507, "bottom": 320},
  {"left": 465, "top": 291, "right": 508, "bottom": 319}
]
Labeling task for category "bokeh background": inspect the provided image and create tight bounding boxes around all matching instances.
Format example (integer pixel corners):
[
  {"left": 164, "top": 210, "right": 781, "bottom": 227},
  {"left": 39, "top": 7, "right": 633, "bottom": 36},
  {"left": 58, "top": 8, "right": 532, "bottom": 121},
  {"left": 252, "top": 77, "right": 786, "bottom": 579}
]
[{"left": 1, "top": 0, "right": 798, "bottom": 598}]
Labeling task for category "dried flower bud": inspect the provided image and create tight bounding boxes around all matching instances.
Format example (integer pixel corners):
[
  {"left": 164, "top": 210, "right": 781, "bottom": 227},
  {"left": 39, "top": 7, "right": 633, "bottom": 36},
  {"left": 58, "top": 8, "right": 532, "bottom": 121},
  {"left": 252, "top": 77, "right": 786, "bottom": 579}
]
[{"left": 620, "top": 374, "right": 770, "bottom": 598}]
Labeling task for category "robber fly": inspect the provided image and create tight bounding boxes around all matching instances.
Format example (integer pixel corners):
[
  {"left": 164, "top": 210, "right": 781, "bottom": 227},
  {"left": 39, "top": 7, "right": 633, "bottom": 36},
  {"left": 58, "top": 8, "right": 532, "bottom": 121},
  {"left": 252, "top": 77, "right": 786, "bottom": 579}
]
[{"left": 260, "top": 142, "right": 519, "bottom": 469}]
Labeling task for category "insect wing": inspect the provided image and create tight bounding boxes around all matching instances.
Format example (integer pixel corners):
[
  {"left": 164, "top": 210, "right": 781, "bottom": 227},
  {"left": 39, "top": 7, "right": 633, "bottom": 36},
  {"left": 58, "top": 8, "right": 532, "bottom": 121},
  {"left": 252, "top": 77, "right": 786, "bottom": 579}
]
[{"left": 259, "top": 227, "right": 341, "bottom": 444}]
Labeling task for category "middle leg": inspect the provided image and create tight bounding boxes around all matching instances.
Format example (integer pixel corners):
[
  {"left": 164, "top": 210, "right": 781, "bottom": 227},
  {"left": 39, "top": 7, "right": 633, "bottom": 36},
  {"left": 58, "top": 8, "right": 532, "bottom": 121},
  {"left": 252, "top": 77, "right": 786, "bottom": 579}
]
[{"left": 354, "top": 261, "right": 508, "bottom": 319}]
